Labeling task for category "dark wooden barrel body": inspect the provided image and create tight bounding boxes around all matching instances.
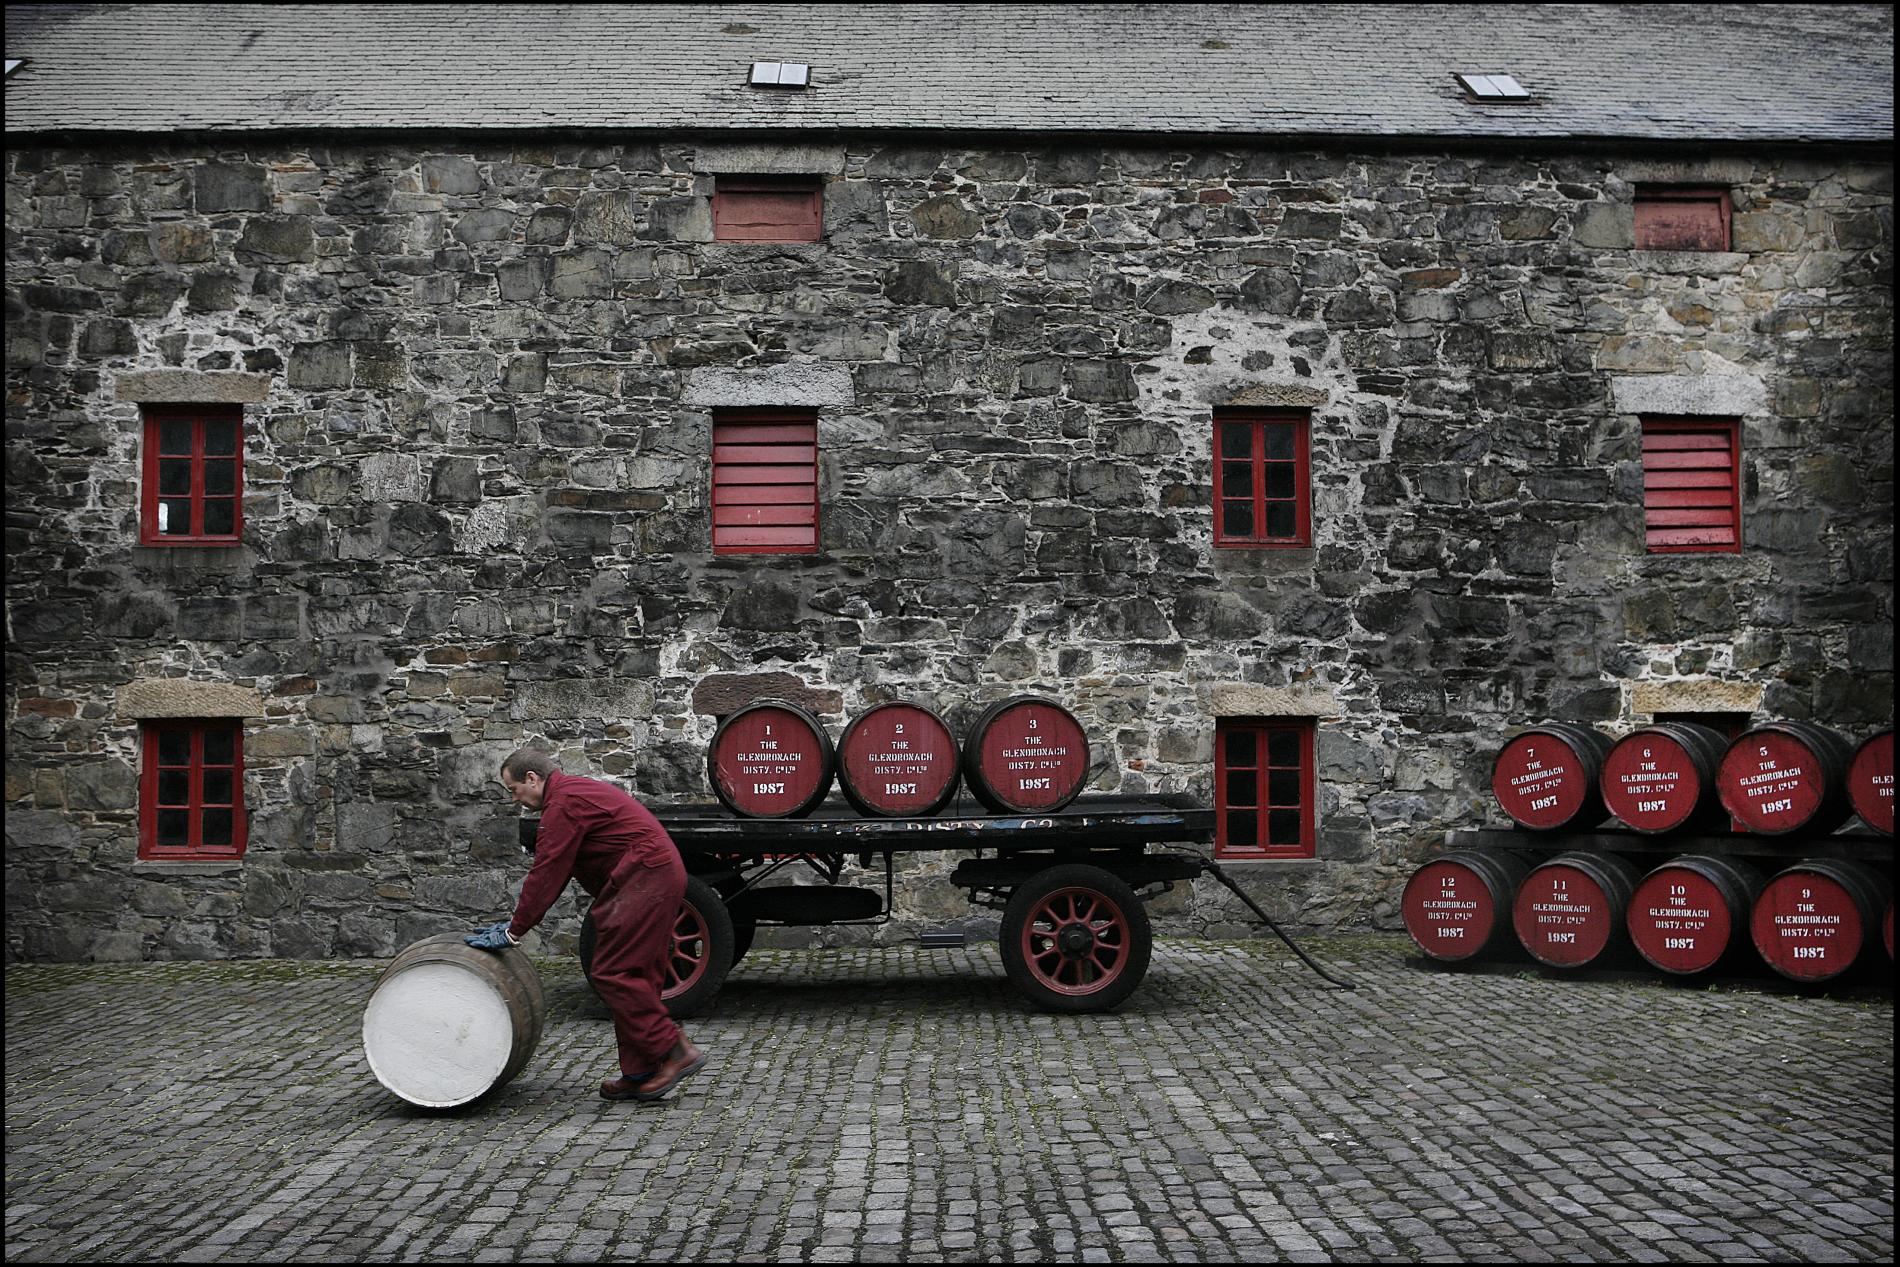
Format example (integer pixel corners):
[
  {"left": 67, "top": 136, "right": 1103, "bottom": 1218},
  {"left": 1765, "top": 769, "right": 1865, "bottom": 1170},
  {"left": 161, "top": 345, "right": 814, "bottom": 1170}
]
[
  {"left": 1847, "top": 728, "right": 1894, "bottom": 836},
  {"left": 836, "top": 701, "right": 961, "bottom": 817},
  {"left": 1750, "top": 859, "right": 1892, "bottom": 982},
  {"left": 1717, "top": 721, "right": 1855, "bottom": 836},
  {"left": 707, "top": 699, "right": 836, "bottom": 818},
  {"left": 960, "top": 696, "right": 1091, "bottom": 814},
  {"left": 1626, "top": 855, "right": 1766, "bottom": 975},
  {"left": 1511, "top": 850, "right": 1640, "bottom": 968},
  {"left": 1600, "top": 722, "right": 1731, "bottom": 834},
  {"left": 1402, "top": 849, "right": 1535, "bottom": 963},
  {"left": 1490, "top": 723, "right": 1614, "bottom": 831},
  {"left": 362, "top": 934, "right": 546, "bottom": 1108}
]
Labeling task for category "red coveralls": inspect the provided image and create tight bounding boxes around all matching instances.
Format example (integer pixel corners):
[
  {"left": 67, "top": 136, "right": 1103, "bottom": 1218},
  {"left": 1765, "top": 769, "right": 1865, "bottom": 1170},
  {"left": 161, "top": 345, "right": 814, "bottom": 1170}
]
[{"left": 507, "top": 770, "right": 686, "bottom": 1074}]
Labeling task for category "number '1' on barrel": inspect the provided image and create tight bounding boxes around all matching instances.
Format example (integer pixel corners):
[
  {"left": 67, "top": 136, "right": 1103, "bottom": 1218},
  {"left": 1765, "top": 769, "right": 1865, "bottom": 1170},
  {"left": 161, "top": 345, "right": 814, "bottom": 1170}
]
[
  {"left": 961, "top": 696, "right": 1090, "bottom": 814},
  {"left": 1716, "top": 721, "right": 1854, "bottom": 835},
  {"left": 1490, "top": 723, "right": 1613, "bottom": 831},
  {"left": 837, "top": 701, "right": 961, "bottom": 816},
  {"left": 707, "top": 699, "right": 836, "bottom": 818}
]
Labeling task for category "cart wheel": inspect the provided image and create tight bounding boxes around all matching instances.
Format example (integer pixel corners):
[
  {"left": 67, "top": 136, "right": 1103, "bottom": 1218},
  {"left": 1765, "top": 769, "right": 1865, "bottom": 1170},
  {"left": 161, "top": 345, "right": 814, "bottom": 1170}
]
[
  {"left": 579, "top": 876, "right": 733, "bottom": 1019},
  {"left": 999, "top": 864, "right": 1152, "bottom": 1013}
]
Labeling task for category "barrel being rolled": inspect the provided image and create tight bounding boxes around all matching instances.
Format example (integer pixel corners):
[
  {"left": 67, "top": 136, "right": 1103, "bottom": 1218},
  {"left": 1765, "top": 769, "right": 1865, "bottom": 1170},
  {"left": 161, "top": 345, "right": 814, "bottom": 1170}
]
[
  {"left": 960, "top": 696, "right": 1091, "bottom": 814},
  {"left": 707, "top": 698, "right": 836, "bottom": 818},
  {"left": 1600, "top": 722, "right": 1731, "bottom": 834},
  {"left": 1402, "top": 850, "right": 1534, "bottom": 963},
  {"left": 1716, "top": 721, "right": 1855, "bottom": 836},
  {"left": 837, "top": 701, "right": 961, "bottom": 817},
  {"left": 1511, "top": 851, "right": 1640, "bottom": 968},
  {"left": 1626, "top": 855, "right": 1766, "bottom": 975},
  {"left": 1490, "top": 723, "right": 1614, "bottom": 831},
  {"left": 1749, "top": 859, "right": 1892, "bottom": 983},
  {"left": 362, "top": 934, "right": 546, "bottom": 1109},
  {"left": 1847, "top": 728, "right": 1894, "bottom": 836}
]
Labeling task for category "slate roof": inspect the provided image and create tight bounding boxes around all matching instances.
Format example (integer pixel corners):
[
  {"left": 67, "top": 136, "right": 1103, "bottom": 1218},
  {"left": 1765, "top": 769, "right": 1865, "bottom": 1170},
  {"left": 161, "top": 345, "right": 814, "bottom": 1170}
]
[{"left": 4, "top": 3, "right": 1893, "bottom": 144}]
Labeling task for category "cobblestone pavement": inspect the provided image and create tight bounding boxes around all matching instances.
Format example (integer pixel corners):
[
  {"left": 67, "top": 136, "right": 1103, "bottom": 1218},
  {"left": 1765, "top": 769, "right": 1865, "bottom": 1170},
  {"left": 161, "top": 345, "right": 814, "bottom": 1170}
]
[{"left": 6, "top": 934, "right": 1894, "bottom": 1263}]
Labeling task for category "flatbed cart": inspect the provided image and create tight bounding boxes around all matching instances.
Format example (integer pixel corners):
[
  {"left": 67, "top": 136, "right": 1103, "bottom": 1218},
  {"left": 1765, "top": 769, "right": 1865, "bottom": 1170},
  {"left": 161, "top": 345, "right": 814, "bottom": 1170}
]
[{"left": 541, "top": 794, "right": 1220, "bottom": 1015}]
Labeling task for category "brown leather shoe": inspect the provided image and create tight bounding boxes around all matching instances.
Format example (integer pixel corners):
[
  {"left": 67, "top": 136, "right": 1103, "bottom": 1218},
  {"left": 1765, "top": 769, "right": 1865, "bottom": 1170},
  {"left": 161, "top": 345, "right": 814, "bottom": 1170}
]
[
  {"left": 598, "top": 1072, "right": 653, "bottom": 1101},
  {"left": 631, "top": 1040, "right": 706, "bottom": 1102}
]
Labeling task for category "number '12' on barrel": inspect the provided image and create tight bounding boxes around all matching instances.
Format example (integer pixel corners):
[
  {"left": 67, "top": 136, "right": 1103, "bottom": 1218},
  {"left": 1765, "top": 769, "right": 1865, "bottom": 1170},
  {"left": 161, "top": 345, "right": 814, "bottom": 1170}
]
[
  {"left": 707, "top": 699, "right": 836, "bottom": 818},
  {"left": 962, "top": 696, "right": 1090, "bottom": 813},
  {"left": 1490, "top": 723, "right": 1613, "bottom": 831},
  {"left": 837, "top": 701, "right": 961, "bottom": 817}
]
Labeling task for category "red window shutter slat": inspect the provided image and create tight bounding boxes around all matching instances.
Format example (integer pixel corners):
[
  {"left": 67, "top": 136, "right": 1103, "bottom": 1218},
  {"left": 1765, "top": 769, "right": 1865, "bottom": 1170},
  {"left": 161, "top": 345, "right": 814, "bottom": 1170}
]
[
  {"left": 717, "top": 485, "right": 818, "bottom": 506},
  {"left": 1644, "top": 489, "right": 1735, "bottom": 509},
  {"left": 711, "top": 443, "right": 817, "bottom": 465},
  {"left": 1645, "top": 508, "right": 1736, "bottom": 527},
  {"left": 1647, "top": 526, "right": 1737, "bottom": 547},
  {"left": 714, "top": 423, "right": 817, "bottom": 444},
  {"left": 713, "top": 505, "right": 819, "bottom": 527},
  {"left": 1641, "top": 450, "right": 1733, "bottom": 470},
  {"left": 716, "top": 525, "right": 820, "bottom": 548},
  {"left": 1643, "top": 470, "right": 1734, "bottom": 490},
  {"left": 715, "top": 465, "right": 817, "bottom": 486},
  {"left": 1642, "top": 433, "right": 1731, "bottom": 451}
]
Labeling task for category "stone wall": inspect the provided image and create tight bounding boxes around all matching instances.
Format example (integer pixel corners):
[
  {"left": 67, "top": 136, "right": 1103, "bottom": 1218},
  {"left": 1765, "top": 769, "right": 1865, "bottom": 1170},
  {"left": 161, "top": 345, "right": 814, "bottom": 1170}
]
[{"left": 4, "top": 134, "right": 1892, "bottom": 960}]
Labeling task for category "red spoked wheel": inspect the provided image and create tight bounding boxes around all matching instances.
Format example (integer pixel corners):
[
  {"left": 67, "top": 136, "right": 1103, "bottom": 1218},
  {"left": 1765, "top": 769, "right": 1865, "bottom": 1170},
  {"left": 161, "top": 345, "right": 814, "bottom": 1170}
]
[
  {"left": 578, "top": 875, "right": 734, "bottom": 1019},
  {"left": 1000, "top": 865, "right": 1153, "bottom": 1013}
]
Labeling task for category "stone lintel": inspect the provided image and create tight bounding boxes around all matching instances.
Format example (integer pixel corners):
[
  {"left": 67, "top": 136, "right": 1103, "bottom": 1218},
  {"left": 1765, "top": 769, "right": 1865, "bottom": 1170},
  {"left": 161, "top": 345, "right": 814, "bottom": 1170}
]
[
  {"left": 114, "top": 370, "right": 273, "bottom": 403},
  {"left": 693, "top": 143, "right": 847, "bottom": 176},
  {"left": 1204, "top": 682, "right": 1339, "bottom": 718},
  {"left": 691, "top": 673, "right": 843, "bottom": 718},
  {"left": 1632, "top": 680, "right": 1765, "bottom": 716},
  {"left": 1213, "top": 384, "right": 1330, "bottom": 409},
  {"left": 118, "top": 679, "right": 265, "bottom": 719},
  {"left": 1617, "top": 158, "right": 1757, "bottom": 186},
  {"left": 1611, "top": 374, "right": 1767, "bottom": 418},
  {"left": 683, "top": 365, "right": 856, "bottom": 409}
]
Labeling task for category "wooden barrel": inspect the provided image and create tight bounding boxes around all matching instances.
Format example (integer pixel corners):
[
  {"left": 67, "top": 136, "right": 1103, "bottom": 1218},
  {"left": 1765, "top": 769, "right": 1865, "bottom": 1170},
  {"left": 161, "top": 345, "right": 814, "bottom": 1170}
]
[
  {"left": 836, "top": 701, "right": 961, "bottom": 817},
  {"left": 960, "top": 696, "right": 1091, "bottom": 814},
  {"left": 706, "top": 698, "right": 836, "bottom": 818},
  {"left": 1511, "top": 851, "right": 1640, "bottom": 968},
  {"left": 1599, "top": 722, "right": 1731, "bottom": 834},
  {"left": 1750, "top": 859, "right": 1892, "bottom": 983},
  {"left": 1401, "top": 849, "right": 1534, "bottom": 963},
  {"left": 362, "top": 934, "right": 545, "bottom": 1109},
  {"left": 1626, "top": 854, "right": 1766, "bottom": 975},
  {"left": 1847, "top": 728, "right": 1894, "bottom": 835},
  {"left": 1716, "top": 721, "right": 1855, "bottom": 836},
  {"left": 1490, "top": 723, "right": 1614, "bottom": 831}
]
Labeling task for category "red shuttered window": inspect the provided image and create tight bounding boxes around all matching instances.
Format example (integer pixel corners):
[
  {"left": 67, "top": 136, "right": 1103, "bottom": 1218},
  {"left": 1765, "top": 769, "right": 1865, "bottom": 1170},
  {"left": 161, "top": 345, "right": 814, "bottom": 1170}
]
[
  {"left": 141, "top": 403, "right": 244, "bottom": 545},
  {"left": 1641, "top": 417, "right": 1741, "bottom": 553},
  {"left": 1212, "top": 410, "right": 1312, "bottom": 548},
  {"left": 1215, "top": 719, "right": 1316, "bottom": 860},
  {"left": 139, "top": 720, "right": 247, "bottom": 860},
  {"left": 1634, "top": 189, "right": 1731, "bottom": 252},
  {"left": 712, "top": 176, "right": 824, "bottom": 243},
  {"left": 712, "top": 409, "right": 819, "bottom": 554}
]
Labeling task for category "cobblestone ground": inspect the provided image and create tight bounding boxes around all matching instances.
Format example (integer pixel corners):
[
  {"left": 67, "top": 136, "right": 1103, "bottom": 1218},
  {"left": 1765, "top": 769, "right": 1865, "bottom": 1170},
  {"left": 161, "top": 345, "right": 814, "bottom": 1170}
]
[{"left": 6, "top": 934, "right": 1894, "bottom": 1263}]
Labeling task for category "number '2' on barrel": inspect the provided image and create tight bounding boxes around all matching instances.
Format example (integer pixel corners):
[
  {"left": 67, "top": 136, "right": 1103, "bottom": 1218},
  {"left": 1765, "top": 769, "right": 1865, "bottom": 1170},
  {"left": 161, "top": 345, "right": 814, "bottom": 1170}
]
[
  {"left": 837, "top": 701, "right": 960, "bottom": 817},
  {"left": 1490, "top": 723, "right": 1613, "bottom": 831}
]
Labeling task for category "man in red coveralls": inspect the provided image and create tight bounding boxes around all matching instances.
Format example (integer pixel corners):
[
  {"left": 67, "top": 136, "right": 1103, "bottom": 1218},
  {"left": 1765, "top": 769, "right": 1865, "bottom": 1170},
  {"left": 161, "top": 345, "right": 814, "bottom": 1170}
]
[{"left": 465, "top": 747, "right": 707, "bottom": 1102}]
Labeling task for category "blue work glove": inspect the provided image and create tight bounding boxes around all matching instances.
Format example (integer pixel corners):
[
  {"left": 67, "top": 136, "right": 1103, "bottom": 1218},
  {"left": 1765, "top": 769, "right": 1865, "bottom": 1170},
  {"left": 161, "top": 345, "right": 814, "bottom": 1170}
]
[{"left": 464, "top": 920, "right": 517, "bottom": 951}]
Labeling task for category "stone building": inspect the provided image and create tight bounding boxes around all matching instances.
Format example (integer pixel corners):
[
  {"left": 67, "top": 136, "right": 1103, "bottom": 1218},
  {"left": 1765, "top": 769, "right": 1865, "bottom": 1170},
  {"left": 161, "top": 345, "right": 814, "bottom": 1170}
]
[{"left": 4, "top": 4, "right": 1893, "bottom": 961}]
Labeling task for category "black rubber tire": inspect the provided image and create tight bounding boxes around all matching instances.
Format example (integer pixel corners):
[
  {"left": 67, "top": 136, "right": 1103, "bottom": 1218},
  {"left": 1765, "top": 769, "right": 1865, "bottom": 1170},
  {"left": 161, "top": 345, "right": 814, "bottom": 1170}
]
[
  {"left": 998, "top": 864, "right": 1152, "bottom": 1013},
  {"left": 579, "top": 875, "right": 734, "bottom": 1019}
]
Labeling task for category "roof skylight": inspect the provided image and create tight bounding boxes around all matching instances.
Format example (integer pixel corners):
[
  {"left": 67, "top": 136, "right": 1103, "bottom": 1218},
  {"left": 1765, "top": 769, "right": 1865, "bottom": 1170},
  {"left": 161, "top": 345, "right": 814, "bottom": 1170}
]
[
  {"left": 749, "top": 61, "right": 810, "bottom": 88},
  {"left": 1457, "top": 73, "right": 1532, "bottom": 101}
]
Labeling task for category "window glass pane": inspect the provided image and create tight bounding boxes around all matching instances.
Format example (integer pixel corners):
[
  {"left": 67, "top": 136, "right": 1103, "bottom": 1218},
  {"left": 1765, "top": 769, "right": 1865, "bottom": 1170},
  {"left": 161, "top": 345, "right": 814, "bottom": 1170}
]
[
  {"left": 1268, "top": 809, "right": 1302, "bottom": 844},
  {"left": 1224, "top": 729, "right": 1255, "bottom": 767},
  {"left": 1268, "top": 768, "right": 1301, "bottom": 806},
  {"left": 1221, "top": 501, "right": 1254, "bottom": 537},
  {"left": 1226, "top": 810, "right": 1258, "bottom": 849},
  {"left": 203, "top": 419, "right": 238, "bottom": 456},
  {"left": 1264, "top": 463, "right": 1295, "bottom": 500},
  {"left": 161, "top": 499, "right": 193, "bottom": 535},
  {"left": 1221, "top": 462, "right": 1253, "bottom": 498},
  {"left": 202, "top": 499, "right": 236, "bottom": 536},
  {"left": 201, "top": 809, "right": 233, "bottom": 847},
  {"left": 1263, "top": 423, "right": 1295, "bottom": 461},
  {"left": 157, "top": 809, "right": 190, "bottom": 846},
  {"left": 202, "top": 769, "right": 234, "bottom": 805},
  {"left": 159, "top": 458, "right": 193, "bottom": 496},
  {"left": 201, "top": 728, "right": 235, "bottom": 766},
  {"left": 1219, "top": 423, "right": 1252, "bottom": 459},
  {"left": 158, "top": 730, "right": 191, "bottom": 765},
  {"left": 1225, "top": 770, "right": 1257, "bottom": 807},
  {"left": 159, "top": 419, "right": 193, "bottom": 455},
  {"left": 204, "top": 460, "right": 236, "bottom": 495},
  {"left": 158, "top": 770, "right": 190, "bottom": 805},
  {"left": 1264, "top": 503, "right": 1296, "bottom": 539},
  {"left": 1267, "top": 729, "right": 1300, "bottom": 766}
]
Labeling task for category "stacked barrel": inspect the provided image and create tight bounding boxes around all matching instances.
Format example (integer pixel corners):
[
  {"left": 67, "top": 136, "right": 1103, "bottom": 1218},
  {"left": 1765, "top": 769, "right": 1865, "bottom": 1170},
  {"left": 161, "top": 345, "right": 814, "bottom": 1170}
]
[
  {"left": 705, "top": 694, "right": 1093, "bottom": 820},
  {"left": 1404, "top": 722, "right": 1893, "bottom": 983}
]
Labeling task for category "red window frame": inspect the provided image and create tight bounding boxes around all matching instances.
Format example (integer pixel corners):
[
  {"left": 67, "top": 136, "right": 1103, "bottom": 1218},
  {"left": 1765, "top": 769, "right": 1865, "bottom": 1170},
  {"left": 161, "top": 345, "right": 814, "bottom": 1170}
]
[
  {"left": 1641, "top": 417, "right": 1741, "bottom": 553},
  {"left": 1215, "top": 719, "right": 1316, "bottom": 860},
  {"left": 139, "top": 720, "right": 247, "bottom": 860},
  {"left": 711, "top": 408, "right": 819, "bottom": 554},
  {"left": 712, "top": 175, "right": 824, "bottom": 243},
  {"left": 140, "top": 403, "right": 244, "bottom": 546},
  {"left": 1213, "top": 411, "right": 1312, "bottom": 548},
  {"left": 1634, "top": 188, "right": 1731, "bottom": 252}
]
